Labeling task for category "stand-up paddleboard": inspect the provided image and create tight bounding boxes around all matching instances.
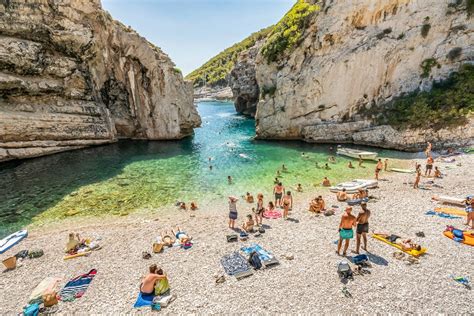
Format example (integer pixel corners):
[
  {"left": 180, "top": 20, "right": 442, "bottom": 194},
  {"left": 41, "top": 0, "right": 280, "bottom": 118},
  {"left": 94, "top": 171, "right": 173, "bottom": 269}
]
[
  {"left": 0, "top": 230, "right": 28, "bottom": 254},
  {"left": 390, "top": 168, "right": 415, "bottom": 173},
  {"left": 432, "top": 195, "right": 466, "bottom": 206}
]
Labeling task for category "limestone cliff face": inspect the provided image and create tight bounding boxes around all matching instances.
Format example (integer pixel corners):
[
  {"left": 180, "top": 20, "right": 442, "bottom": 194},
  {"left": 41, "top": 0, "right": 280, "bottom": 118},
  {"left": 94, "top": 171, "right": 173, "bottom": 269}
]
[
  {"left": 229, "top": 41, "right": 263, "bottom": 117},
  {"left": 0, "top": 0, "right": 200, "bottom": 162},
  {"left": 233, "top": 0, "right": 473, "bottom": 151}
]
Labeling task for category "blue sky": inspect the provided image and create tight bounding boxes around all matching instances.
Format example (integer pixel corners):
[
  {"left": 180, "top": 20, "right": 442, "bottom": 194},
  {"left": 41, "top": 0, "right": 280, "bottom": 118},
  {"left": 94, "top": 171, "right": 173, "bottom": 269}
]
[{"left": 102, "top": 0, "right": 294, "bottom": 75}]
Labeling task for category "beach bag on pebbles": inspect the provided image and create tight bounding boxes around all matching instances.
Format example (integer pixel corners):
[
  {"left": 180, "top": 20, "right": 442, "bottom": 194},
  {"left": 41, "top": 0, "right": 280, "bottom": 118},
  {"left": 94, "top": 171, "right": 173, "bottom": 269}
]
[
  {"left": 248, "top": 251, "right": 262, "bottom": 270},
  {"left": 337, "top": 261, "right": 353, "bottom": 279}
]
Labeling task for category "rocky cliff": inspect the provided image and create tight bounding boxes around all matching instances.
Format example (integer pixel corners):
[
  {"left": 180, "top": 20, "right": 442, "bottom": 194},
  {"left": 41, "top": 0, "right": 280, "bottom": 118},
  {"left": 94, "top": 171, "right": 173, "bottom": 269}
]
[
  {"left": 231, "top": 0, "right": 474, "bottom": 151},
  {"left": 0, "top": 0, "right": 200, "bottom": 162}
]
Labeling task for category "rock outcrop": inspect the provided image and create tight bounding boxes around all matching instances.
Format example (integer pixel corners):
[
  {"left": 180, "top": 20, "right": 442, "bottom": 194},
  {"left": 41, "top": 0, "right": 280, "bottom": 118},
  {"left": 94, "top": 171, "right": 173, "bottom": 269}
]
[
  {"left": 229, "top": 41, "right": 263, "bottom": 117},
  {"left": 0, "top": 0, "right": 200, "bottom": 162},
  {"left": 231, "top": 0, "right": 474, "bottom": 151}
]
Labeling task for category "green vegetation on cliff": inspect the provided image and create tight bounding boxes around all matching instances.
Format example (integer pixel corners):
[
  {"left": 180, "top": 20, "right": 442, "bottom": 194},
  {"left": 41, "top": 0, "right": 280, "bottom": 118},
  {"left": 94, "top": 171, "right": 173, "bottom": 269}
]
[
  {"left": 185, "top": 27, "right": 273, "bottom": 88},
  {"left": 380, "top": 64, "right": 474, "bottom": 130},
  {"left": 261, "top": 0, "right": 319, "bottom": 63}
]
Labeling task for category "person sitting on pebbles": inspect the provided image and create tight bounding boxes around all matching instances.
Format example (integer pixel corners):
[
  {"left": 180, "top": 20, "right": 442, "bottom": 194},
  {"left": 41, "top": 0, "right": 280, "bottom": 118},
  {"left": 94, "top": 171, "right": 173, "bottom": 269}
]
[
  {"left": 322, "top": 177, "right": 331, "bottom": 187},
  {"left": 160, "top": 231, "right": 175, "bottom": 247},
  {"left": 296, "top": 183, "right": 303, "bottom": 192},
  {"left": 348, "top": 161, "right": 354, "bottom": 169},
  {"left": 309, "top": 197, "right": 321, "bottom": 213},
  {"left": 245, "top": 192, "right": 254, "bottom": 203},
  {"left": 190, "top": 202, "right": 198, "bottom": 211},
  {"left": 178, "top": 202, "right": 187, "bottom": 210},
  {"left": 140, "top": 264, "right": 168, "bottom": 296},
  {"left": 242, "top": 214, "right": 255, "bottom": 232},
  {"left": 434, "top": 167, "right": 442, "bottom": 178},
  {"left": 65, "top": 232, "right": 83, "bottom": 253},
  {"left": 337, "top": 188, "right": 348, "bottom": 201}
]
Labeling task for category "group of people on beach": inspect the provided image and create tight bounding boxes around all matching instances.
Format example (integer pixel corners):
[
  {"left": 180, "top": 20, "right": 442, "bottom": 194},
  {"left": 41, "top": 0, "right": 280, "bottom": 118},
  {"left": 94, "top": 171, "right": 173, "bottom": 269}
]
[{"left": 413, "top": 142, "right": 443, "bottom": 189}]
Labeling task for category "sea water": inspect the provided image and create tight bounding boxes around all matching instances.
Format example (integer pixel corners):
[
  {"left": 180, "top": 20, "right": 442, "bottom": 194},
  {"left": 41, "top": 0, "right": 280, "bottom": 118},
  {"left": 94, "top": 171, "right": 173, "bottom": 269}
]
[{"left": 0, "top": 101, "right": 416, "bottom": 237}]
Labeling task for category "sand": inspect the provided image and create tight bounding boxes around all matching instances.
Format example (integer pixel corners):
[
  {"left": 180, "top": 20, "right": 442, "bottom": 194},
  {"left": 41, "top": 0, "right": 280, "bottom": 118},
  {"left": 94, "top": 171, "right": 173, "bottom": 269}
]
[{"left": 0, "top": 154, "right": 473, "bottom": 314}]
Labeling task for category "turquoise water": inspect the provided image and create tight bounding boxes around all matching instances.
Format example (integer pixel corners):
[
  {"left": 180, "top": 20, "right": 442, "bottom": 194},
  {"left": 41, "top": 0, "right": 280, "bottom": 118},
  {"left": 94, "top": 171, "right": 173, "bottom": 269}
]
[{"left": 0, "top": 101, "right": 416, "bottom": 237}]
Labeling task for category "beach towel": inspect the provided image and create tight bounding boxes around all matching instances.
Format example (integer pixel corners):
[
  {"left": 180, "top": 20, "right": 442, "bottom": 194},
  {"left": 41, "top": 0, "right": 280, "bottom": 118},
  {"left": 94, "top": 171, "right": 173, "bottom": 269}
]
[
  {"left": 434, "top": 207, "right": 467, "bottom": 217},
  {"left": 29, "top": 277, "right": 61, "bottom": 304},
  {"left": 263, "top": 210, "right": 282, "bottom": 219},
  {"left": 58, "top": 269, "right": 97, "bottom": 302},
  {"left": 372, "top": 234, "right": 427, "bottom": 257},
  {"left": 241, "top": 243, "right": 279, "bottom": 267},
  {"left": 425, "top": 210, "right": 461, "bottom": 219},
  {"left": 221, "top": 252, "right": 252, "bottom": 276},
  {"left": 134, "top": 292, "right": 155, "bottom": 308}
]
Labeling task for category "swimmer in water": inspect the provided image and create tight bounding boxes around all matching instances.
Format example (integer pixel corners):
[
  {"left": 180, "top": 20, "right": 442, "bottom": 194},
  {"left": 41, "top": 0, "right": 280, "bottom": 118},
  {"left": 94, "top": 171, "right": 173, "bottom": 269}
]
[
  {"left": 325, "top": 163, "right": 330, "bottom": 170},
  {"left": 348, "top": 161, "right": 354, "bottom": 168},
  {"left": 228, "top": 176, "right": 232, "bottom": 184},
  {"left": 282, "top": 164, "right": 288, "bottom": 172}
]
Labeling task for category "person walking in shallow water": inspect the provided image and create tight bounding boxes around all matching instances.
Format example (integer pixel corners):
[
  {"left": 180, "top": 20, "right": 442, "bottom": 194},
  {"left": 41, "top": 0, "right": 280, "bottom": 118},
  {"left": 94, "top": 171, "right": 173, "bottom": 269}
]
[{"left": 337, "top": 207, "right": 356, "bottom": 256}]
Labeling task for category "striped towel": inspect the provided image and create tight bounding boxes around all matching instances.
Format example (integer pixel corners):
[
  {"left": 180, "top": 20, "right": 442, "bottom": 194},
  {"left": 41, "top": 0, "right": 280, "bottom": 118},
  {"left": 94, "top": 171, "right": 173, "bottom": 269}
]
[{"left": 59, "top": 269, "right": 97, "bottom": 301}]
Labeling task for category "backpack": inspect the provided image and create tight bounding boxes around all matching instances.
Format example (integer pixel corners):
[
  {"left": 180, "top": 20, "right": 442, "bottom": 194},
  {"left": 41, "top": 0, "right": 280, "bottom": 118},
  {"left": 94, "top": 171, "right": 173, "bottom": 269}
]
[
  {"left": 337, "top": 260, "right": 353, "bottom": 279},
  {"left": 248, "top": 251, "right": 262, "bottom": 270}
]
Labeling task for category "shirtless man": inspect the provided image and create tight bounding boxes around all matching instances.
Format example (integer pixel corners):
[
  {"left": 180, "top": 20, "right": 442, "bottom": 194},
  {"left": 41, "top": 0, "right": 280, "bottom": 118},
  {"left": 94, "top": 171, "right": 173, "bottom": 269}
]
[
  {"left": 348, "top": 161, "right": 354, "bottom": 169},
  {"left": 414, "top": 166, "right": 421, "bottom": 189},
  {"left": 425, "top": 142, "right": 432, "bottom": 157},
  {"left": 140, "top": 264, "right": 167, "bottom": 295},
  {"left": 273, "top": 182, "right": 285, "bottom": 208},
  {"left": 358, "top": 155, "right": 363, "bottom": 167},
  {"left": 384, "top": 159, "right": 389, "bottom": 171},
  {"left": 317, "top": 195, "right": 325, "bottom": 212},
  {"left": 354, "top": 203, "right": 370, "bottom": 254},
  {"left": 337, "top": 207, "right": 357, "bottom": 256},
  {"left": 375, "top": 159, "right": 383, "bottom": 180},
  {"left": 425, "top": 156, "right": 434, "bottom": 176},
  {"left": 322, "top": 177, "right": 331, "bottom": 187},
  {"left": 337, "top": 188, "right": 348, "bottom": 201}
]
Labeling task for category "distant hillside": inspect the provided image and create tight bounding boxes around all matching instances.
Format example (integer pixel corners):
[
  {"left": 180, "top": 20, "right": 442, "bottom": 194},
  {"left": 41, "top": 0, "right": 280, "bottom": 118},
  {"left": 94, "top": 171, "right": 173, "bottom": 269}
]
[{"left": 185, "top": 26, "right": 273, "bottom": 88}]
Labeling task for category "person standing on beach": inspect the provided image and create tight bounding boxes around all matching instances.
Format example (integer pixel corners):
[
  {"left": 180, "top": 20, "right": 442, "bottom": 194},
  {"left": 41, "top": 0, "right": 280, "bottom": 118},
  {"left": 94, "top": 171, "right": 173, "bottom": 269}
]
[
  {"left": 282, "top": 191, "right": 293, "bottom": 219},
  {"left": 337, "top": 207, "right": 356, "bottom": 256},
  {"left": 384, "top": 159, "right": 389, "bottom": 171},
  {"left": 255, "top": 193, "right": 265, "bottom": 226},
  {"left": 358, "top": 155, "right": 363, "bottom": 167},
  {"left": 375, "top": 159, "right": 383, "bottom": 180},
  {"left": 414, "top": 165, "right": 421, "bottom": 189},
  {"left": 228, "top": 196, "right": 238, "bottom": 229},
  {"left": 425, "top": 142, "right": 432, "bottom": 157},
  {"left": 425, "top": 156, "right": 434, "bottom": 177},
  {"left": 354, "top": 203, "right": 370, "bottom": 254},
  {"left": 273, "top": 182, "right": 285, "bottom": 208},
  {"left": 464, "top": 197, "right": 474, "bottom": 229}
]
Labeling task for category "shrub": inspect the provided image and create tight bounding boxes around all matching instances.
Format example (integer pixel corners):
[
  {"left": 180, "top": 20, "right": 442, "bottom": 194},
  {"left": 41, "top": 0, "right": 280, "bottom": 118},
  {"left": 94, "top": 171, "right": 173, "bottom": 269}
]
[
  {"left": 397, "top": 33, "right": 405, "bottom": 40},
  {"left": 261, "top": 0, "right": 320, "bottom": 63},
  {"left": 185, "top": 26, "right": 273, "bottom": 87},
  {"left": 447, "top": 47, "right": 463, "bottom": 60},
  {"left": 261, "top": 86, "right": 277, "bottom": 98},
  {"left": 468, "top": 0, "right": 474, "bottom": 16},
  {"left": 173, "top": 67, "right": 182, "bottom": 74},
  {"left": 420, "top": 58, "right": 439, "bottom": 78},
  {"left": 378, "top": 64, "right": 474, "bottom": 130},
  {"left": 421, "top": 23, "right": 431, "bottom": 38}
]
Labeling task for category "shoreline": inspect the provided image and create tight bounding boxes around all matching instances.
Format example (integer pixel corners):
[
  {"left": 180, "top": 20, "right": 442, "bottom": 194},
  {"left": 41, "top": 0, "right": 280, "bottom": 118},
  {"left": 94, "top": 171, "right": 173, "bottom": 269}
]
[{"left": 0, "top": 154, "right": 473, "bottom": 313}]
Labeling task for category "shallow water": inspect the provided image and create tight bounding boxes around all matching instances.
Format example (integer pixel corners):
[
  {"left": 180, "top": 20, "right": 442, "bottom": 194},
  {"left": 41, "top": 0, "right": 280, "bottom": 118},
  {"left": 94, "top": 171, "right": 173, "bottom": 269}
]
[{"left": 0, "top": 101, "right": 417, "bottom": 237}]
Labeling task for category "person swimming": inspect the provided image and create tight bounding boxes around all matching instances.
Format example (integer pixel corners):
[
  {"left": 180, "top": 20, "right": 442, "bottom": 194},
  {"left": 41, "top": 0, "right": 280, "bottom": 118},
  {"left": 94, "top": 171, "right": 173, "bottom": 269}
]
[
  {"left": 228, "top": 175, "right": 233, "bottom": 184},
  {"left": 322, "top": 177, "right": 331, "bottom": 187},
  {"left": 324, "top": 163, "right": 330, "bottom": 170},
  {"left": 282, "top": 164, "right": 288, "bottom": 172}
]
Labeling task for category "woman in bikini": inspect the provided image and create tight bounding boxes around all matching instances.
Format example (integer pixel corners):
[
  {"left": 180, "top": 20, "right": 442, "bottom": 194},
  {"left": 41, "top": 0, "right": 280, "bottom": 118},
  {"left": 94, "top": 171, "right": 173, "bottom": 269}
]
[
  {"left": 160, "top": 231, "right": 175, "bottom": 247},
  {"left": 254, "top": 193, "right": 264, "bottom": 226},
  {"left": 282, "top": 191, "right": 293, "bottom": 219}
]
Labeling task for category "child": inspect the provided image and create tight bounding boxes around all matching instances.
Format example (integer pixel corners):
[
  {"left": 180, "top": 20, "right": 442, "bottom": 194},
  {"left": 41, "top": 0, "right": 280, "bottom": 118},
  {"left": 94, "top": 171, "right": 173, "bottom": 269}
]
[
  {"left": 228, "top": 196, "right": 238, "bottom": 229},
  {"left": 296, "top": 183, "right": 303, "bottom": 192},
  {"left": 254, "top": 193, "right": 264, "bottom": 226},
  {"left": 190, "top": 202, "right": 198, "bottom": 210},
  {"left": 245, "top": 192, "right": 254, "bottom": 203},
  {"left": 242, "top": 214, "right": 255, "bottom": 232}
]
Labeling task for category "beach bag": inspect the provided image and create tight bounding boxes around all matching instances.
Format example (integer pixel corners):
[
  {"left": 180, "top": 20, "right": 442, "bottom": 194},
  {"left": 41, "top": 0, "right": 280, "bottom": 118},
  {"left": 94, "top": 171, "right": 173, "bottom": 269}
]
[
  {"left": 153, "top": 243, "right": 164, "bottom": 253},
  {"left": 23, "top": 303, "right": 39, "bottom": 316},
  {"left": 15, "top": 250, "right": 29, "bottom": 259},
  {"left": 3, "top": 256, "right": 17, "bottom": 270},
  {"left": 226, "top": 234, "right": 238, "bottom": 242},
  {"left": 154, "top": 278, "right": 170, "bottom": 296},
  {"left": 337, "top": 261, "right": 352, "bottom": 279},
  {"left": 353, "top": 254, "right": 369, "bottom": 265},
  {"left": 248, "top": 251, "right": 262, "bottom": 270},
  {"left": 43, "top": 292, "right": 58, "bottom": 307},
  {"left": 28, "top": 249, "right": 44, "bottom": 259}
]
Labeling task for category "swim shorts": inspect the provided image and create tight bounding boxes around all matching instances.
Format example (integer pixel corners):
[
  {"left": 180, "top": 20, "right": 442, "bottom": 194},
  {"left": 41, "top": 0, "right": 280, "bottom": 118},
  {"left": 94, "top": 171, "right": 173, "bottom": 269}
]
[
  {"left": 339, "top": 228, "right": 354, "bottom": 239},
  {"left": 356, "top": 223, "right": 369, "bottom": 234},
  {"left": 275, "top": 193, "right": 282, "bottom": 199}
]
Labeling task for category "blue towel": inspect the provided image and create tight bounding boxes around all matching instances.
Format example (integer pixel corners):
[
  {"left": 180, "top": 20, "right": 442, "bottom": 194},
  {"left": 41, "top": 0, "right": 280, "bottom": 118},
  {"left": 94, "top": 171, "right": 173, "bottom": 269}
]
[
  {"left": 241, "top": 243, "right": 273, "bottom": 262},
  {"left": 134, "top": 292, "right": 155, "bottom": 308},
  {"left": 425, "top": 210, "right": 460, "bottom": 219}
]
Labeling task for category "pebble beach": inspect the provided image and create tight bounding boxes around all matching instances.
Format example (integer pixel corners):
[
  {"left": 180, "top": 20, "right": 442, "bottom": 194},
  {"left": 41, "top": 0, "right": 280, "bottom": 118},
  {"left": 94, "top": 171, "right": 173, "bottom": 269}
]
[{"left": 0, "top": 154, "right": 473, "bottom": 314}]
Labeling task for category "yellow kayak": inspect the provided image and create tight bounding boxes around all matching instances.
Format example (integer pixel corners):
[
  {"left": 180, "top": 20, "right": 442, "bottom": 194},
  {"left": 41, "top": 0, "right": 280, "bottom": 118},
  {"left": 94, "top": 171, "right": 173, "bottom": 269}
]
[{"left": 372, "top": 234, "right": 427, "bottom": 257}]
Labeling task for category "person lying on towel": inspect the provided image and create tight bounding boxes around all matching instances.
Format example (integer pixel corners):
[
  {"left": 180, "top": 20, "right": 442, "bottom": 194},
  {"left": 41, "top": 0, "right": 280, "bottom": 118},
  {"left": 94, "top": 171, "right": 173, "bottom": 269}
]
[
  {"left": 172, "top": 226, "right": 192, "bottom": 245},
  {"left": 375, "top": 233, "right": 422, "bottom": 251},
  {"left": 140, "top": 264, "right": 168, "bottom": 296}
]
